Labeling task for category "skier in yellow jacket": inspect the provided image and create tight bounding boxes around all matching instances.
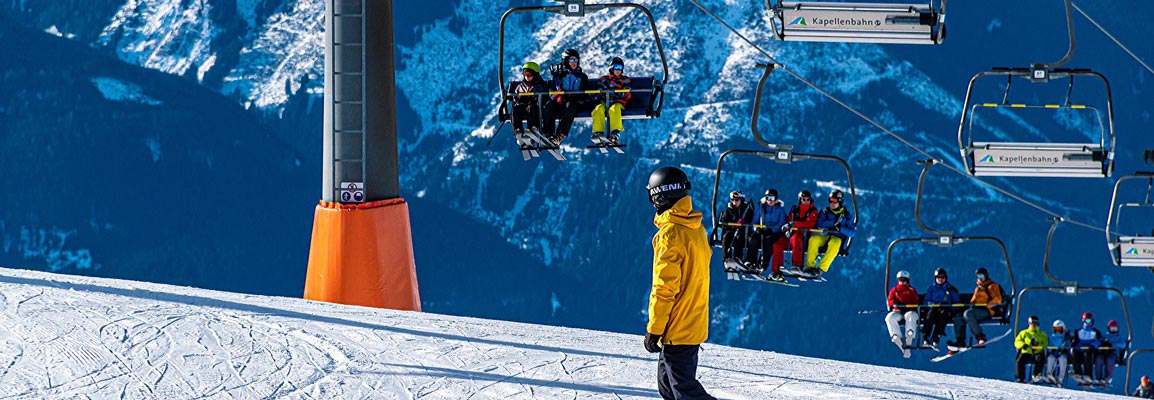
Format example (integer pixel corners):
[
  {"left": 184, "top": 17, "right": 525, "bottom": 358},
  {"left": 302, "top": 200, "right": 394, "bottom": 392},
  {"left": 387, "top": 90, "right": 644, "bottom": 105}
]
[
  {"left": 644, "top": 166, "right": 715, "bottom": 400},
  {"left": 1014, "top": 315, "right": 1049, "bottom": 383}
]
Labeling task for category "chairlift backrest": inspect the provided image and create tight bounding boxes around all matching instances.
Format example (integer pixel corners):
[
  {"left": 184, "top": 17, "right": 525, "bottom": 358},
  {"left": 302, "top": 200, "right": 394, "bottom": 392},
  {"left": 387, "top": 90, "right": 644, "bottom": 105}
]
[
  {"left": 768, "top": 1, "right": 945, "bottom": 44},
  {"left": 957, "top": 68, "right": 1115, "bottom": 178},
  {"left": 498, "top": 77, "right": 660, "bottom": 123}
]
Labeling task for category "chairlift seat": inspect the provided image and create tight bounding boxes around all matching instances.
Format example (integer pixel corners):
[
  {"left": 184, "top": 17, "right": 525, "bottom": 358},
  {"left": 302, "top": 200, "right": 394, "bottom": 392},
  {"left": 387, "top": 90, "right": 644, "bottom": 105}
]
[
  {"left": 772, "top": 2, "right": 944, "bottom": 45},
  {"left": 968, "top": 142, "right": 1109, "bottom": 178},
  {"left": 499, "top": 77, "right": 659, "bottom": 123},
  {"left": 913, "top": 292, "right": 1012, "bottom": 326},
  {"left": 1115, "top": 236, "right": 1154, "bottom": 267}
]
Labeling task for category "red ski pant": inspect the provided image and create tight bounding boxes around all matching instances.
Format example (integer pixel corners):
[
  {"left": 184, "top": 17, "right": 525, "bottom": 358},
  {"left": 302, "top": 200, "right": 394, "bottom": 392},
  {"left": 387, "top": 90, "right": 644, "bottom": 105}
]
[{"left": 772, "top": 234, "right": 807, "bottom": 271}]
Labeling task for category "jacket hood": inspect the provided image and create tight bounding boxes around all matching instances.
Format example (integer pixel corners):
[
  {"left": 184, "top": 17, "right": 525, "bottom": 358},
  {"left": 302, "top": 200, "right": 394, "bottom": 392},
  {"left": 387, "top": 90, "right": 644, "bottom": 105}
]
[
  {"left": 977, "top": 278, "right": 996, "bottom": 288},
  {"left": 654, "top": 196, "right": 702, "bottom": 230}
]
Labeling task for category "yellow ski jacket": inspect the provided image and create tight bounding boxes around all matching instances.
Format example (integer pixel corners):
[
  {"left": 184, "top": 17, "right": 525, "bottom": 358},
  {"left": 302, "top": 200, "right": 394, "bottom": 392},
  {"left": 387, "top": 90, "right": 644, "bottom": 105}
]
[
  {"left": 1014, "top": 326, "right": 1049, "bottom": 354},
  {"left": 647, "top": 196, "right": 712, "bottom": 346}
]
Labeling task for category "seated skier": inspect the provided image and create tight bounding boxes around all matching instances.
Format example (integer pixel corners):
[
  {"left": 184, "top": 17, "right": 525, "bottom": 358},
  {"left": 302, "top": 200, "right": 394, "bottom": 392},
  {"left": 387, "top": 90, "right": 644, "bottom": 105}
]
[
  {"left": 1043, "top": 319, "right": 1072, "bottom": 384},
  {"left": 591, "top": 57, "right": 631, "bottom": 145},
  {"left": 885, "top": 270, "right": 920, "bottom": 358},
  {"left": 803, "top": 189, "right": 855, "bottom": 278},
  {"left": 718, "top": 191, "right": 753, "bottom": 268},
  {"left": 1014, "top": 315, "right": 1049, "bottom": 383}
]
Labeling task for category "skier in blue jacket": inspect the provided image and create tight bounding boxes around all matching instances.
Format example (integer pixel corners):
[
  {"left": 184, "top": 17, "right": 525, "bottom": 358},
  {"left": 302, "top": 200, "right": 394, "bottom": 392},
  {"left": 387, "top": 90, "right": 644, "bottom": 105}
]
[
  {"left": 1043, "top": 319, "right": 1072, "bottom": 384},
  {"left": 542, "top": 48, "right": 589, "bottom": 145},
  {"left": 1096, "top": 319, "right": 1126, "bottom": 385},
  {"left": 802, "top": 189, "right": 856, "bottom": 277},
  {"left": 920, "top": 268, "right": 962, "bottom": 348},
  {"left": 1071, "top": 311, "right": 1103, "bottom": 383},
  {"left": 751, "top": 189, "right": 789, "bottom": 281}
]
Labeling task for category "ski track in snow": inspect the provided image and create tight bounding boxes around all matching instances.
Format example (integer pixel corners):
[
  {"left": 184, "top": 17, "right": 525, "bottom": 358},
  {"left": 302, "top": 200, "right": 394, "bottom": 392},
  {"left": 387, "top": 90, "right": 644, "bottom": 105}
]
[{"left": 0, "top": 267, "right": 1126, "bottom": 399}]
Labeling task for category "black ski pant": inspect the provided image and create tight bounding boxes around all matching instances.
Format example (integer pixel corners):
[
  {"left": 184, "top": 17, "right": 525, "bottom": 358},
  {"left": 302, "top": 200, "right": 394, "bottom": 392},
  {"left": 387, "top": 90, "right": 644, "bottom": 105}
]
[
  {"left": 744, "top": 231, "right": 762, "bottom": 267},
  {"left": 1016, "top": 351, "right": 1045, "bottom": 382},
  {"left": 658, "top": 344, "right": 715, "bottom": 400},
  {"left": 921, "top": 308, "right": 960, "bottom": 344},
  {"left": 720, "top": 229, "right": 746, "bottom": 262},
  {"left": 543, "top": 100, "right": 578, "bottom": 137},
  {"left": 1072, "top": 349, "right": 1096, "bottom": 377},
  {"left": 511, "top": 102, "right": 540, "bottom": 132},
  {"left": 750, "top": 232, "right": 784, "bottom": 269}
]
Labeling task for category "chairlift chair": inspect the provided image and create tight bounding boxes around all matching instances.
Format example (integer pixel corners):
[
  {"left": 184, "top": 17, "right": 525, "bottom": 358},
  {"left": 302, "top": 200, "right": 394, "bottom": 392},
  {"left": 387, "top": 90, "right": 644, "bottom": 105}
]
[
  {"left": 1013, "top": 218, "right": 1132, "bottom": 394},
  {"left": 767, "top": 0, "right": 946, "bottom": 44},
  {"left": 956, "top": 67, "right": 1115, "bottom": 178},
  {"left": 1106, "top": 172, "right": 1154, "bottom": 267},
  {"left": 708, "top": 147, "right": 860, "bottom": 259},
  {"left": 496, "top": 0, "right": 668, "bottom": 130},
  {"left": 882, "top": 161, "right": 1017, "bottom": 350}
]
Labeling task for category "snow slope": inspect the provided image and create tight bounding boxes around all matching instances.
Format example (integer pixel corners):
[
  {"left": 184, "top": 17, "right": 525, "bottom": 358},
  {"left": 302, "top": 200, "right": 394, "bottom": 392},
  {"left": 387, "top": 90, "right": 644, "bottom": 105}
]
[{"left": 0, "top": 267, "right": 1124, "bottom": 399}]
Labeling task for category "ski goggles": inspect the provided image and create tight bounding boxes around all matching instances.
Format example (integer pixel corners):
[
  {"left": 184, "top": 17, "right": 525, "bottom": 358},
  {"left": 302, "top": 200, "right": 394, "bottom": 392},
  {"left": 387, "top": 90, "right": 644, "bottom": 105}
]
[
  {"left": 567, "top": 58, "right": 580, "bottom": 63},
  {"left": 1084, "top": 318, "right": 1094, "bottom": 324},
  {"left": 522, "top": 71, "right": 535, "bottom": 76},
  {"left": 829, "top": 198, "right": 840, "bottom": 204},
  {"left": 611, "top": 64, "right": 623, "bottom": 70},
  {"left": 976, "top": 273, "right": 987, "bottom": 280},
  {"left": 765, "top": 195, "right": 777, "bottom": 201},
  {"left": 800, "top": 197, "right": 812, "bottom": 203}
]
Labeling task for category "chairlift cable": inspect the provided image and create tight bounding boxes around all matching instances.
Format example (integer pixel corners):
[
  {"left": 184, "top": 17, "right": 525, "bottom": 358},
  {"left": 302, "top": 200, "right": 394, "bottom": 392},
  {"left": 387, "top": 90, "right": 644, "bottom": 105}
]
[
  {"left": 1071, "top": 2, "right": 1154, "bottom": 76},
  {"left": 687, "top": 0, "right": 1108, "bottom": 235}
]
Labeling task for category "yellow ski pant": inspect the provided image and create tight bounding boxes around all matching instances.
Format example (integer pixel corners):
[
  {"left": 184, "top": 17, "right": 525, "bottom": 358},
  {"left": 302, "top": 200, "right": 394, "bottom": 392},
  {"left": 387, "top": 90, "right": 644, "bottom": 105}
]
[
  {"left": 592, "top": 103, "right": 624, "bottom": 133},
  {"left": 805, "top": 234, "right": 843, "bottom": 272}
]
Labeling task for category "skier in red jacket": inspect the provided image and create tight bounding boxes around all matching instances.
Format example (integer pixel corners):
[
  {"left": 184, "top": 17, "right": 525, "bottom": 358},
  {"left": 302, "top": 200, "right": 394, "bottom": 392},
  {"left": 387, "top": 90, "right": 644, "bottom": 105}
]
[{"left": 885, "top": 270, "right": 920, "bottom": 358}]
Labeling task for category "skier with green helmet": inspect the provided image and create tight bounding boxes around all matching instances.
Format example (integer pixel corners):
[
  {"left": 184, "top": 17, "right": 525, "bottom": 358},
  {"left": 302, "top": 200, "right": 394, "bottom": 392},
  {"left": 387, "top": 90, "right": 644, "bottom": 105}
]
[{"left": 509, "top": 61, "right": 549, "bottom": 139}]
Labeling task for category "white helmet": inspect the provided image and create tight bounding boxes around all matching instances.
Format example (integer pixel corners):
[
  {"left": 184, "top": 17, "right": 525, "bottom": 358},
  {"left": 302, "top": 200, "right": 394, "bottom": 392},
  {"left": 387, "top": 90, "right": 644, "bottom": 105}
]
[
  {"left": 1053, "top": 320, "right": 1066, "bottom": 329},
  {"left": 896, "top": 270, "right": 910, "bottom": 280}
]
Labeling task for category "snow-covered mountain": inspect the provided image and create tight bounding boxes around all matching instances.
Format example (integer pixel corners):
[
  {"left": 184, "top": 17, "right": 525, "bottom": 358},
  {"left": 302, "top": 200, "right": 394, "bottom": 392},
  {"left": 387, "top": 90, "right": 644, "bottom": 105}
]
[
  {"left": 0, "top": 267, "right": 1125, "bottom": 399},
  {"left": 4, "top": 0, "right": 1154, "bottom": 387}
]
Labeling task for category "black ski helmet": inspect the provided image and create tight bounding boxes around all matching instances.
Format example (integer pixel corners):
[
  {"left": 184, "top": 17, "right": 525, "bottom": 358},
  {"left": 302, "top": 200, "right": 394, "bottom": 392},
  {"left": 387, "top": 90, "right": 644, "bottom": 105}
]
[
  {"left": 829, "top": 189, "right": 845, "bottom": 202},
  {"left": 798, "top": 190, "right": 812, "bottom": 200},
  {"left": 765, "top": 188, "right": 779, "bottom": 198},
  {"left": 933, "top": 267, "right": 947, "bottom": 277},
  {"left": 647, "top": 166, "right": 691, "bottom": 212},
  {"left": 609, "top": 56, "right": 624, "bottom": 73},
  {"left": 562, "top": 49, "right": 580, "bottom": 62},
  {"left": 729, "top": 191, "right": 745, "bottom": 201}
]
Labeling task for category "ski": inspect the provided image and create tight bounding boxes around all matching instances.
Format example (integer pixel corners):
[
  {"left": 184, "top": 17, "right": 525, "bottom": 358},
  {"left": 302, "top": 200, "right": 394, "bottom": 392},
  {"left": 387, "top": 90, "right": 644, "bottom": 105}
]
[
  {"left": 930, "top": 328, "right": 1013, "bottom": 362},
  {"left": 514, "top": 132, "right": 539, "bottom": 160},
  {"left": 780, "top": 266, "right": 827, "bottom": 283},
  {"left": 724, "top": 260, "right": 798, "bottom": 287},
  {"left": 587, "top": 135, "right": 609, "bottom": 154},
  {"left": 586, "top": 134, "right": 626, "bottom": 154},
  {"left": 522, "top": 130, "right": 566, "bottom": 161}
]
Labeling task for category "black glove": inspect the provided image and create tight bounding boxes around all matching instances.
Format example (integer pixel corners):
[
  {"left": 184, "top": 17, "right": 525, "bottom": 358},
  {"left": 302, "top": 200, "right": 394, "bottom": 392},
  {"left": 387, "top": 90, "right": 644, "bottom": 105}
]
[{"left": 644, "top": 333, "right": 663, "bottom": 353}]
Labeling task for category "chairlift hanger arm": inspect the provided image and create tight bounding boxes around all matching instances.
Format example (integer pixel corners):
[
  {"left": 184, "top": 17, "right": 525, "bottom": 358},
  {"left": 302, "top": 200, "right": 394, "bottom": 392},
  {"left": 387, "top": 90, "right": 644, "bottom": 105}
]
[{"left": 913, "top": 160, "right": 952, "bottom": 237}]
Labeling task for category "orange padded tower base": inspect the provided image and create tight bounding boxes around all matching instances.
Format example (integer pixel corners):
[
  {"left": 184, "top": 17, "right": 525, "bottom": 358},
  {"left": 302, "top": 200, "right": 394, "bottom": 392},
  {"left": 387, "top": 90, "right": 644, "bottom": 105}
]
[{"left": 304, "top": 198, "right": 421, "bottom": 311}]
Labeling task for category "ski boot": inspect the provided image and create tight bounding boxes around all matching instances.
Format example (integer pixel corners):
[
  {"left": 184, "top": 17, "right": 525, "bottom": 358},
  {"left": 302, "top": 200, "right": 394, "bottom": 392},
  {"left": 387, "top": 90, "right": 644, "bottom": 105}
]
[
  {"left": 591, "top": 131, "right": 604, "bottom": 144},
  {"left": 607, "top": 130, "right": 620, "bottom": 145},
  {"left": 553, "top": 132, "right": 567, "bottom": 146},
  {"left": 767, "top": 272, "right": 785, "bottom": 282},
  {"left": 974, "top": 333, "right": 987, "bottom": 347}
]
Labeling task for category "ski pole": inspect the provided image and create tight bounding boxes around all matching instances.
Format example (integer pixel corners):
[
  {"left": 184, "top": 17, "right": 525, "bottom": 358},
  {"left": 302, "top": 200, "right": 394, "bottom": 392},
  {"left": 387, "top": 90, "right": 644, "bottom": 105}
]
[{"left": 488, "top": 121, "right": 508, "bottom": 146}]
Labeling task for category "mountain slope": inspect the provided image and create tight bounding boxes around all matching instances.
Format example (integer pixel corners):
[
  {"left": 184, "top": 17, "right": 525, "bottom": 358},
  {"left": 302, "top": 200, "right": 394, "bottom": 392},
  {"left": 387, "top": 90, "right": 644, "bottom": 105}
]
[{"left": 0, "top": 267, "right": 1124, "bottom": 399}]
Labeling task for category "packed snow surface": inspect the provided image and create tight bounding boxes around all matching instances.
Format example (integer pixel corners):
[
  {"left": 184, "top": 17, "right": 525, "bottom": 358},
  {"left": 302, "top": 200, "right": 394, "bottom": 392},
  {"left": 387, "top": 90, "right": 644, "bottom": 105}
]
[{"left": 0, "top": 268, "right": 1123, "bottom": 399}]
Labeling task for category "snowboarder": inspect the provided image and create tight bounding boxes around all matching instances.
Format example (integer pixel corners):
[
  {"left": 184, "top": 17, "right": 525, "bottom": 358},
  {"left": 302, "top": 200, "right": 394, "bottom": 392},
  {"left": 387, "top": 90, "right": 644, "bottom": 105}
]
[
  {"left": 591, "top": 57, "right": 631, "bottom": 145},
  {"left": 509, "top": 61, "right": 549, "bottom": 139},
  {"left": 1071, "top": 312, "right": 1103, "bottom": 383},
  {"left": 754, "top": 189, "right": 788, "bottom": 281},
  {"left": 781, "top": 190, "right": 818, "bottom": 273},
  {"left": 956, "top": 267, "right": 1004, "bottom": 348},
  {"left": 643, "top": 166, "right": 716, "bottom": 400},
  {"left": 1014, "top": 315, "right": 1049, "bottom": 383},
  {"left": 1135, "top": 376, "right": 1154, "bottom": 398},
  {"left": 921, "top": 268, "right": 962, "bottom": 349},
  {"left": 803, "top": 189, "right": 856, "bottom": 277},
  {"left": 885, "top": 270, "right": 920, "bottom": 358},
  {"left": 1043, "top": 319, "right": 1072, "bottom": 384},
  {"left": 1095, "top": 319, "right": 1126, "bottom": 385},
  {"left": 718, "top": 191, "right": 753, "bottom": 265},
  {"left": 543, "top": 48, "right": 589, "bottom": 145}
]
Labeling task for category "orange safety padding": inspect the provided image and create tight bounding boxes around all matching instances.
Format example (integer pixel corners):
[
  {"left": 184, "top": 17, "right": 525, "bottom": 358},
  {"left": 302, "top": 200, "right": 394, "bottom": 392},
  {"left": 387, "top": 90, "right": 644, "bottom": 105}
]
[{"left": 304, "top": 198, "right": 421, "bottom": 311}]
